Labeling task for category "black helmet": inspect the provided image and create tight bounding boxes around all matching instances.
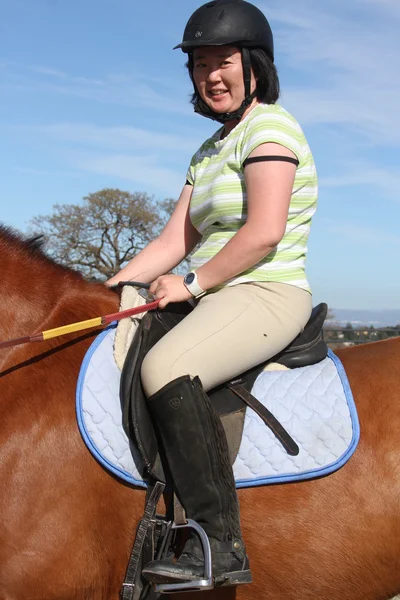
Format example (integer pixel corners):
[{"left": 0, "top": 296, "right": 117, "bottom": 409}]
[
  {"left": 174, "top": 0, "right": 274, "bottom": 124},
  {"left": 174, "top": 0, "right": 274, "bottom": 61}
]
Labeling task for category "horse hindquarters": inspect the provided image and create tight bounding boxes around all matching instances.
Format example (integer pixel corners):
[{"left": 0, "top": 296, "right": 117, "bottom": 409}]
[{"left": 169, "top": 341, "right": 400, "bottom": 600}]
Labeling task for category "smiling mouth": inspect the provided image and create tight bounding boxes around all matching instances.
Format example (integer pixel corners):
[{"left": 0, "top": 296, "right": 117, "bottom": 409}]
[
  {"left": 209, "top": 90, "right": 228, "bottom": 96},
  {"left": 208, "top": 91, "right": 228, "bottom": 104}
]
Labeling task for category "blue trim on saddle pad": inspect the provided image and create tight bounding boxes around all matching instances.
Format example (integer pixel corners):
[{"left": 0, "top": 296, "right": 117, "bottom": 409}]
[
  {"left": 76, "top": 325, "right": 360, "bottom": 489},
  {"left": 75, "top": 323, "right": 146, "bottom": 487}
]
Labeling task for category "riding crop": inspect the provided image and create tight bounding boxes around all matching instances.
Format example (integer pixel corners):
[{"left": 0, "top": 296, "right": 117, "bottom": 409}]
[{"left": 0, "top": 282, "right": 159, "bottom": 350}]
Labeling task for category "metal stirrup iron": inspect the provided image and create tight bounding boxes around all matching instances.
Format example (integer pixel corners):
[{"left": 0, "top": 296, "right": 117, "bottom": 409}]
[{"left": 154, "top": 519, "right": 214, "bottom": 594}]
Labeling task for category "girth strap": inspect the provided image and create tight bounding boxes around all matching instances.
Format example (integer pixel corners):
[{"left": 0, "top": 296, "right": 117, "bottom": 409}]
[
  {"left": 120, "top": 481, "right": 165, "bottom": 600},
  {"left": 227, "top": 381, "right": 299, "bottom": 456}
]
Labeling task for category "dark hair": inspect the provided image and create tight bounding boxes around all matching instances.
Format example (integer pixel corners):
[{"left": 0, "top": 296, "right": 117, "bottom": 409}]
[
  {"left": 186, "top": 47, "right": 280, "bottom": 108},
  {"left": 249, "top": 48, "right": 280, "bottom": 104}
]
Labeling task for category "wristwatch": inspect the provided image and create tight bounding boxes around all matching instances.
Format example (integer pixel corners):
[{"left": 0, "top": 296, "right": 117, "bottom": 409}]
[{"left": 183, "top": 271, "right": 205, "bottom": 298}]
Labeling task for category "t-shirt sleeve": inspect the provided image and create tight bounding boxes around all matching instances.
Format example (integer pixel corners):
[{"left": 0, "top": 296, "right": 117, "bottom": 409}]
[
  {"left": 186, "top": 131, "right": 220, "bottom": 186},
  {"left": 186, "top": 170, "right": 194, "bottom": 186},
  {"left": 185, "top": 149, "right": 199, "bottom": 186},
  {"left": 240, "top": 110, "right": 304, "bottom": 166}
]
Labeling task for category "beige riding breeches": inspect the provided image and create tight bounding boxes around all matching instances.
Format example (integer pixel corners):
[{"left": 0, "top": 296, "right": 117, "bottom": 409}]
[{"left": 141, "top": 281, "right": 312, "bottom": 397}]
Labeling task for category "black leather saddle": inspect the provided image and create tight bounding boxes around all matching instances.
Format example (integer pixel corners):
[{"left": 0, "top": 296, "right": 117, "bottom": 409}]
[{"left": 120, "top": 302, "right": 328, "bottom": 483}]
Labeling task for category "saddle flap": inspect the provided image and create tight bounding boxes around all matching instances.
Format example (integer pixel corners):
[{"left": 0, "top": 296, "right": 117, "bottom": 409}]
[
  {"left": 120, "top": 313, "right": 161, "bottom": 479},
  {"left": 221, "top": 410, "right": 246, "bottom": 465},
  {"left": 120, "top": 304, "right": 192, "bottom": 482}
]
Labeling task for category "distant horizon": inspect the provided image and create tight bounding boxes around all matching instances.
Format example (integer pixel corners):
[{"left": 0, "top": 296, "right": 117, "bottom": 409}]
[
  {"left": 326, "top": 307, "right": 400, "bottom": 328},
  {"left": 329, "top": 308, "right": 400, "bottom": 313}
]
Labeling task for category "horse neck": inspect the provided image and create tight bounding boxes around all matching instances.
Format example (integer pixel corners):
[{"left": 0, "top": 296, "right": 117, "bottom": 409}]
[
  {"left": 1, "top": 262, "right": 73, "bottom": 344},
  {"left": 0, "top": 228, "right": 120, "bottom": 365},
  {"left": 3, "top": 268, "right": 120, "bottom": 340}
]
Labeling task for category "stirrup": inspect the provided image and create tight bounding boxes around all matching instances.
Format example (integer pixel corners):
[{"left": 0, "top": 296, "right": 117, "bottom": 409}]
[{"left": 154, "top": 519, "right": 214, "bottom": 594}]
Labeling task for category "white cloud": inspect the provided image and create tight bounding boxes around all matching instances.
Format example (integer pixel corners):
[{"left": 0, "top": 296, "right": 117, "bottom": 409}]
[
  {"left": 0, "top": 60, "right": 192, "bottom": 116},
  {"left": 361, "top": 0, "right": 400, "bottom": 19},
  {"left": 75, "top": 153, "right": 184, "bottom": 196},
  {"left": 282, "top": 89, "right": 399, "bottom": 146},
  {"left": 322, "top": 218, "right": 400, "bottom": 247},
  {"left": 258, "top": 0, "right": 400, "bottom": 147},
  {"left": 11, "top": 166, "right": 82, "bottom": 178},
  {"left": 2, "top": 122, "right": 202, "bottom": 194},
  {"left": 320, "top": 162, "right": 400, "bottom": 200},
  {"left": 4, "top": 122, "right": 202, "bottom": 154},
  {"left": 29, "top": 66, "right": 69, "bottom": 79}
]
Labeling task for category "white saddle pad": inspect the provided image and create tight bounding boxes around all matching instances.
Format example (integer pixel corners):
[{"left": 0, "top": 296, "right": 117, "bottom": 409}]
[{"left": 76, "top": 324, "right": 360, "bottom": 489}]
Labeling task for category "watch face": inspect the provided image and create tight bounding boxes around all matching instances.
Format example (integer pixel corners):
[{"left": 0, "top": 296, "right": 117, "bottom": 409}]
[{"left": 185, "top": 273, "right": 195, "bottom": 284}]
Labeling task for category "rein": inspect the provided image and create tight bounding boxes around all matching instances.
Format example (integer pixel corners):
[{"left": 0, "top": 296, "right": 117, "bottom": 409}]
[{"left": 0, "top": 282, "right": 159, "bottom": 350}]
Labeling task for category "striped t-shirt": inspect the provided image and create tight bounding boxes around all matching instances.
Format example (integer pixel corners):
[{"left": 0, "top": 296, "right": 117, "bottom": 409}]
[{"left": 186, "top": 103, "right": 318, "bottom": 292}]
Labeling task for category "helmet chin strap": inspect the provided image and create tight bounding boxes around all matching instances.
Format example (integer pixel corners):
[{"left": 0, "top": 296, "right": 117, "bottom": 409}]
[{"left": 193, "top": 48, "right": 257, "bottom": 124}]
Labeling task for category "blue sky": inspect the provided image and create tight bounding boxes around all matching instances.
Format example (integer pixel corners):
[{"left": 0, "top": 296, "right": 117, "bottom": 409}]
[{"left": 1, "top": 0, "right": 399, "bottom": 310}]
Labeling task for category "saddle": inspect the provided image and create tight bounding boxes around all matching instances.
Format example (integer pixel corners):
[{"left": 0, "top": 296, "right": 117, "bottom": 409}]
[{"left": 120, "top": 301, "right": 328, "bottom": 483}]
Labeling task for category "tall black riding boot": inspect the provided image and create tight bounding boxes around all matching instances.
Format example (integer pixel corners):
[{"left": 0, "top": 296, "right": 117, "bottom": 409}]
[{"left": 141, "top": 375, "right": 251, "bottom": 587}]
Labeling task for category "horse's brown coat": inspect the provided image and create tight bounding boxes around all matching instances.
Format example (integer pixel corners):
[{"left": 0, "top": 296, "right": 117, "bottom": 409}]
[{"left": 0, "top": 226, "right": 399, "bottom": 600}]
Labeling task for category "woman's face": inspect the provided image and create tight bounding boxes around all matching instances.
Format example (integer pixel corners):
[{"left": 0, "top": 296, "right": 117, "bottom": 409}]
[{"left": 192, "top": 45, "right": 256, "bottom": 115}]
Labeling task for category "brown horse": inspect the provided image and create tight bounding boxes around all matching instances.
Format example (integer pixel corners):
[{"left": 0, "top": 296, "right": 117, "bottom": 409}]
[{"left": 1, "top": 224, "right": 400, "bottom": 600}]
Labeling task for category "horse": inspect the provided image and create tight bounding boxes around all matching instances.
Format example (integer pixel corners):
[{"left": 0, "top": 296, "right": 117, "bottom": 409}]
[{"left": 1, "top": 223, "right": 400, "bottom": 600}]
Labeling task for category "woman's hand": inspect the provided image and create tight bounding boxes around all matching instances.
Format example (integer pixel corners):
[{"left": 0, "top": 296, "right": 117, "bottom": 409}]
[{"left": 150, "top": 274, "right": 193, "bottom": 309}]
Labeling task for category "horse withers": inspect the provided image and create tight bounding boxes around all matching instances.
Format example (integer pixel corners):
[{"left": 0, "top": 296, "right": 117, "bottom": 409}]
[{"left": 1, "top": 225, "right": 400, "bottom": 600}]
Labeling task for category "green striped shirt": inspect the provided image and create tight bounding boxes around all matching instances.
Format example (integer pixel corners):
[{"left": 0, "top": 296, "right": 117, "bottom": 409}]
[{"left": 186, "top": 103, "right": 318, "bottom": 292}]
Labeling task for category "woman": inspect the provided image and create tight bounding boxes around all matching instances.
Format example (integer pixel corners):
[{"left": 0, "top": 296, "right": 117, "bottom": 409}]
[{"left": 107, "top": 0, "right": 318, "bottom": 588}]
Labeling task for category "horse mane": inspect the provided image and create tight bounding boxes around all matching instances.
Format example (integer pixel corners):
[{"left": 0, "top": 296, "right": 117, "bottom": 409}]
[{"left": 0, "top": 224, "right": 82, "bottom": 281}]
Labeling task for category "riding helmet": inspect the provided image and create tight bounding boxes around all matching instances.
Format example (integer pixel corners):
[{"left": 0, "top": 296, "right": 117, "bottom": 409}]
[
  {"left": 174, "top": 0, "right": 274, "bottom": 123},
  {"left": 174, "top": 0, "right": 274, "bottom": 61}
]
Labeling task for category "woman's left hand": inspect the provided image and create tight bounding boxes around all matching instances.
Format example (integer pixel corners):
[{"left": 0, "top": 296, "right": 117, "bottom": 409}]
[{"left": 150, "top": 274, "right": 193, "bottom": 309}]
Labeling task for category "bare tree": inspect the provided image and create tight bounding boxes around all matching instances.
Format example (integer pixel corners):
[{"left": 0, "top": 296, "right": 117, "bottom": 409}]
[{"left": 28, "top": 189, "right": 176, "bottom": 281}]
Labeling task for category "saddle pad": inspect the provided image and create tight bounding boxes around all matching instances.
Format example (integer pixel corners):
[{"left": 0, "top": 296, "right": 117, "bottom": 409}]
[{"left": 76, "top": 324, "right": 360, "bottom": 489}]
